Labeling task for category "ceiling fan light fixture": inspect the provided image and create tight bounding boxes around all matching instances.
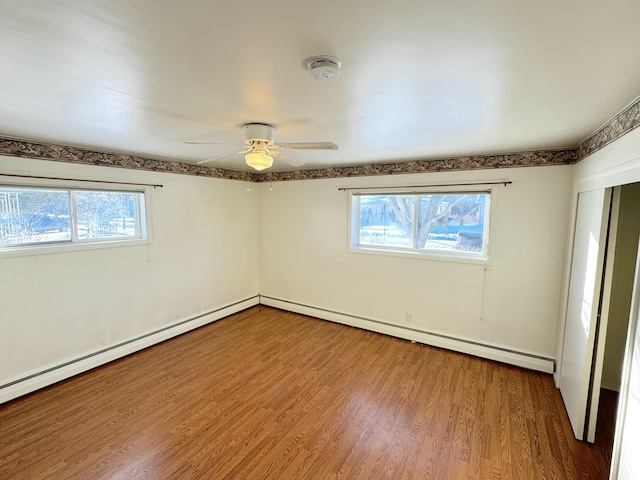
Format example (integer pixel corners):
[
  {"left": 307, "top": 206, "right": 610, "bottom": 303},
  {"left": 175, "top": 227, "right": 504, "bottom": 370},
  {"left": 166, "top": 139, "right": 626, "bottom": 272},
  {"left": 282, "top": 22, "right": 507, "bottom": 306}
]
[{"left": 245, "top": 151, "right": 273, "bottom": 171}]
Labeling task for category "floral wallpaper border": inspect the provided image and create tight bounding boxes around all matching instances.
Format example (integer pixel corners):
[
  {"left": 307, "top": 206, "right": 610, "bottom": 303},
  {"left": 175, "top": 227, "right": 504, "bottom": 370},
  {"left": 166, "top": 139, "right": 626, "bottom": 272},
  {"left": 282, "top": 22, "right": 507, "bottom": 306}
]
[
  {"left": 256, "top": 149, "right": 576, "bottom": 182},
  {"left": 0, "top": 136, "right": 577, "bottom": 183},
  {"left": 0, "top": 95, "right": 638, "bottom": 183},
  {"left": 0, "top": 138, "right": 258, "bottom": 182},
  {"left": 576, "top": 96, "right": 640, "bottom": 159}
]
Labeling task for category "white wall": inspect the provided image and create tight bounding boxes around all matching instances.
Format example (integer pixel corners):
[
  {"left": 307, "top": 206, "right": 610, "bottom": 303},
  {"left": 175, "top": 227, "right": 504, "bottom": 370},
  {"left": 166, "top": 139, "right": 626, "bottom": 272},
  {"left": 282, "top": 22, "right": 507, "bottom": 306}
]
[
  {"left": 0, "top": 156, "right": 259, "bottom": 399},
  {"left": 258, "top": 165, "right": 573, "bottom": 362}
]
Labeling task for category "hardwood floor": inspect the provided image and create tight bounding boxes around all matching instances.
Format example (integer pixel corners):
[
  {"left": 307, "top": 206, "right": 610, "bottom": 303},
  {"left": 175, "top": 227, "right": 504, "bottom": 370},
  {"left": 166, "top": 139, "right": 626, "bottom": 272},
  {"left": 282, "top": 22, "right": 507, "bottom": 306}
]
[{"left": 0, "top": 306, "right": 614, "bottom": 479}]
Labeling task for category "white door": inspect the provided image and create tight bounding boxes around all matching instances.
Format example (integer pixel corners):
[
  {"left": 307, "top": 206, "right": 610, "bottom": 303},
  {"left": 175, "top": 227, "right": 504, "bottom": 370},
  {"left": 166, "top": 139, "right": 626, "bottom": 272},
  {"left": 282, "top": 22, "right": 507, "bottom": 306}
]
[
  {"left": 559, "top": 188, "right": 612, "bottom": 440},
  {"left": 610, "top": 238, "right": 640, "bottom": 480},
  {"left": 586, "top": 187, "right": 622, "bottom": 443}
]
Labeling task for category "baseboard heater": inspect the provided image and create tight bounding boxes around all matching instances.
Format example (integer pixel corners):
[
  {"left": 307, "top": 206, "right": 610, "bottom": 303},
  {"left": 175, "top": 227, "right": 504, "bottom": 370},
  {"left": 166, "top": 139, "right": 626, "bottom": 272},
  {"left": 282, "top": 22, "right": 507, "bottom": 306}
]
[
  {"left": 259, "top": 295, "right": 555, "bottom": 374},
  {"left": 2, "top": 294, "right": 553, "bottom": 404},
  {"left": 0, "top": 296, "right": 260, "bottom": 404}
]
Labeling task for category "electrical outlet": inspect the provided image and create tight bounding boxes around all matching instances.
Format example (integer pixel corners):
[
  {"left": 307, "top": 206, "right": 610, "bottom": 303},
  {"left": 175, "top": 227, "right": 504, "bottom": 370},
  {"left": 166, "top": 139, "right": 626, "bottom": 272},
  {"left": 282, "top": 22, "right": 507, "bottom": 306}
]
[{"left": 405, "top": 312, "right": 412, "bottom": 322}]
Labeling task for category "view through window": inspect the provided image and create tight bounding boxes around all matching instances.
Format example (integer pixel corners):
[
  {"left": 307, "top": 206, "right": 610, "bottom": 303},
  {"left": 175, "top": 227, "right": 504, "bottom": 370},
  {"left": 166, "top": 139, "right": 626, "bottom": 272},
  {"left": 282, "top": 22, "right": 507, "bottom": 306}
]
[
  {"left": 0, "top": 186, "right": 145, "bottom": 249},
  {"left": 351, "top": 191, "right": 490, "bottom": 259}
]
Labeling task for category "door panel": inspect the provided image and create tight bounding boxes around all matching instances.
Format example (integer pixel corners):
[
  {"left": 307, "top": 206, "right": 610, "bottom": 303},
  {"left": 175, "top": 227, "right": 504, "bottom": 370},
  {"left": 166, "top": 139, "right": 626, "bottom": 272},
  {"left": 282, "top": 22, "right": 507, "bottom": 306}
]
[
  {"left": 611, "top": 238, "right": 640, "bottom": 480},
  {"left": 559, "top": 188, "right": 612, "bottom": 440},
  {"left": 586, "top": 188, "right": 620, "bottom": 443}
]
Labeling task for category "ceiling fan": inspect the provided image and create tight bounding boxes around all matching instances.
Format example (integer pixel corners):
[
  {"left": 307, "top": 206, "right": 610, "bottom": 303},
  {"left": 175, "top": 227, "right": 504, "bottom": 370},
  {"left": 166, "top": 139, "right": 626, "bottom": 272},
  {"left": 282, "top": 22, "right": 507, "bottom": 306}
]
[{"left": 186, "top": 123, "right": 338, "bottom": 170}]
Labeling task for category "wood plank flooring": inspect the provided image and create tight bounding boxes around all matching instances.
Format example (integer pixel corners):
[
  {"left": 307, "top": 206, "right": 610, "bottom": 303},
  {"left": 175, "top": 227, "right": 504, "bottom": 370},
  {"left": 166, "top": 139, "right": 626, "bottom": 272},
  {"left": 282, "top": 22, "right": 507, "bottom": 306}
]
[{"left": 0, "top": 306, "right": 614, "bottom": 479}]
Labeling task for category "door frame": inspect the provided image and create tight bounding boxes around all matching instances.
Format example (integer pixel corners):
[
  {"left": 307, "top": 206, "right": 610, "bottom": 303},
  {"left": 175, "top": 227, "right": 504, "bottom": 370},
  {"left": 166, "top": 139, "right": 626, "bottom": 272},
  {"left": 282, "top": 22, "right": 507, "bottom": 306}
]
[{"left": 555, "top": 157, "right": 640, "bottom": 443}]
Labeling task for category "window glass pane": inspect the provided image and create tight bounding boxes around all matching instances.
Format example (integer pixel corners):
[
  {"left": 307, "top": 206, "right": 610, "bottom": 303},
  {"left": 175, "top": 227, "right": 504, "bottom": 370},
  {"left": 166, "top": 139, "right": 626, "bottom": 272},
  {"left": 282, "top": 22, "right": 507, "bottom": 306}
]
[
  {"left": 418, "top": 193, "right": 488, "bottom": 253},
  {"left": 0, "top": 188, "right": 71, "bottom": 246},
  {"left": 75, "top": 191, "right": 139, "bottom": 239},
  {"left": 357, "top": 195, "right": 414, "bottom": 247}
]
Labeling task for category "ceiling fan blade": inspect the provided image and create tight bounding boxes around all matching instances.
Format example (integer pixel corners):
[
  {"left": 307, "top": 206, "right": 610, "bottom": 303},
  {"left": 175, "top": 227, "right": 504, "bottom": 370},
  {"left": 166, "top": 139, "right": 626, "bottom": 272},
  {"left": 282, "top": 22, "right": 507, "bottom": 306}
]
[
  {"left": 277, "top": 142, "right": 338, "bottom": 150},
  {"left": 196, "top": 147, "right": 251, "bottom": 165},
  {"left": 184, "top": 141, "right": 238, "bottom": 145},
  {"left": 272, "top": 151, "right": 306, "bottom": 167}
]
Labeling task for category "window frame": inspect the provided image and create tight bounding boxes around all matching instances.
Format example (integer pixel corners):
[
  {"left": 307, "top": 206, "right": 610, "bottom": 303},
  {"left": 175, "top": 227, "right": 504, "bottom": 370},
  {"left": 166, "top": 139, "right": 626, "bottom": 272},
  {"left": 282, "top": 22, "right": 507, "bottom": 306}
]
[
  {"left": 0, "top": 181, "right": 151, "bottom": 257},
  {"left": 347, "top": 186, "right": 492, "bottom": 264}
]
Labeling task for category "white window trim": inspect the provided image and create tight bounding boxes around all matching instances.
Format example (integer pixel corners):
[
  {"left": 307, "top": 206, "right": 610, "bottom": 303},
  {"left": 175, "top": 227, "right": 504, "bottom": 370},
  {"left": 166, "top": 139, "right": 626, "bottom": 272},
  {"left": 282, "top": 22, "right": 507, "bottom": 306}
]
[
  {"left": 0, "top": 180, "right": 153, "bottom": 258},
  {"left": 347, "top": 186, "right": 493, "bottom": 265}
]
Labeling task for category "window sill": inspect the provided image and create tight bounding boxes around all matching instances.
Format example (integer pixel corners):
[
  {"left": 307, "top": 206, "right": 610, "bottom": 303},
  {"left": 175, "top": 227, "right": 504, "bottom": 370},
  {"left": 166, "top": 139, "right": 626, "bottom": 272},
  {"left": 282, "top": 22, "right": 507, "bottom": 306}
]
[
  {"left": 347, "top": 245, "right": 490, "bottom": 266},
  {"left": 0, "top": 237, "right": 151, "bottom": 258}
]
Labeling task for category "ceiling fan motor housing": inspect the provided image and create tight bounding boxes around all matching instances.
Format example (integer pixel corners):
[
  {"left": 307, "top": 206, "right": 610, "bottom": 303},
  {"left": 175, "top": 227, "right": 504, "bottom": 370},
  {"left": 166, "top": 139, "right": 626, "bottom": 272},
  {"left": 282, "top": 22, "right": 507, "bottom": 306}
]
[{"left": 243, "top": 123, "right": 275, "bottom": 146}]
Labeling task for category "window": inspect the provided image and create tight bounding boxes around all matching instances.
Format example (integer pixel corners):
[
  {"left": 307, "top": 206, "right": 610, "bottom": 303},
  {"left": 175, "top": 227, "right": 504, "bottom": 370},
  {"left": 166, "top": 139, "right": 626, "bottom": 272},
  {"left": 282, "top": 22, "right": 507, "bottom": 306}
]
[
  {"left": 350, "top": 191, "right": 490, "bottom": 260},
  {"left": 0, "top": 186, "right": 146, "bottom": 250}
]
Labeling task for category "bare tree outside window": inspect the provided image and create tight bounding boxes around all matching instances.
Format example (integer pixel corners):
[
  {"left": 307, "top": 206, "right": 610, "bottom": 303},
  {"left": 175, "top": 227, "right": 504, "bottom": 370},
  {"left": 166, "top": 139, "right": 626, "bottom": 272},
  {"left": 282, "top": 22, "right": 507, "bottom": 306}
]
[
  {"left": 0, "top": 186, "right": 144, "bottom": 249},
  {"left": 0, "top": 188, "right": 71, "bottom": 245},
  {"left": 354, "top": 192, "right": 489, "bottom": 257},
  {"left": 75, "top": 191, "right": 139, "bottom": 239}
]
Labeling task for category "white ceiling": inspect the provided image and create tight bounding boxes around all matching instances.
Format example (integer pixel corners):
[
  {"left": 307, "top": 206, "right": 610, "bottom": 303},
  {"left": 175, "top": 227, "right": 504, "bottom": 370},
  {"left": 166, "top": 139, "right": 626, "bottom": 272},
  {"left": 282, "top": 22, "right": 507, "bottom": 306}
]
[{"left": 1, "top": 1, "right": 639, "bottom": 173}]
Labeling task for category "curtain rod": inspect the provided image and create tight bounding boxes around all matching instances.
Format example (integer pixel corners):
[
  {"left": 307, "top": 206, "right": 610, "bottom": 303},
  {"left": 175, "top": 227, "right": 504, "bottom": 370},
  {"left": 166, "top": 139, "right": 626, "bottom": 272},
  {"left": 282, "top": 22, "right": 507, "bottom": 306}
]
[
  {"left": 337, "top": 180, "right": 512, "bottom": 191},
  {"left": 0, "top": 173, "right": 163, "bottom": 188}
]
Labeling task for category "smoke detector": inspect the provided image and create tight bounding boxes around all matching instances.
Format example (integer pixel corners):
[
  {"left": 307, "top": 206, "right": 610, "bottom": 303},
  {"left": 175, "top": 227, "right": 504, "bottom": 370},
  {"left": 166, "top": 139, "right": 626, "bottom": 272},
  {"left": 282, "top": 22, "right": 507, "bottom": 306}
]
[{"left": 306, "top": 55, "right": 341, "bottom": 80}]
